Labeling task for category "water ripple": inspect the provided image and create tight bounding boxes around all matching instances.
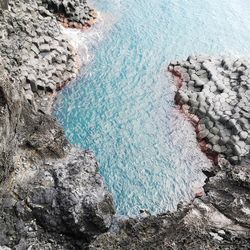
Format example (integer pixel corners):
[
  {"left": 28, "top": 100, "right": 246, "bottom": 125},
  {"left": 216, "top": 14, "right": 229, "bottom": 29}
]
[{"left": 54, "top": 0, "right": 250, "bottom": 215}]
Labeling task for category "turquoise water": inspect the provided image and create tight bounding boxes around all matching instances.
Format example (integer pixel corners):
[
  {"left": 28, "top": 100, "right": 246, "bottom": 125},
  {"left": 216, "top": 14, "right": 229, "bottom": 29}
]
[{"left": 54, "top": 0, "right": 250, "bottom": 215}]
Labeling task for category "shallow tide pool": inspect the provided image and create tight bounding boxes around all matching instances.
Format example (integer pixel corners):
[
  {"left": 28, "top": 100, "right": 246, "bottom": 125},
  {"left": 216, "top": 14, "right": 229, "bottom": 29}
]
[{"left": 53, "top": 0, "right": 250, "bottom": 215}]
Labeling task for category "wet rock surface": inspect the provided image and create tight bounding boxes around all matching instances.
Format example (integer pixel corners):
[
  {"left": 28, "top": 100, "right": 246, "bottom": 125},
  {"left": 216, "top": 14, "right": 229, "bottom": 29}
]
[{"left": 0, "top": 0, "right": 114, "bottom": 249}]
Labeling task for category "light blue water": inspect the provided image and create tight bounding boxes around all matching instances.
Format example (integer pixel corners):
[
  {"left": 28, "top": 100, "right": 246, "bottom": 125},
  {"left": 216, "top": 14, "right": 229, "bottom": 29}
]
[{"left": 54, "top": 0, "right": 250, "bottom": 215}]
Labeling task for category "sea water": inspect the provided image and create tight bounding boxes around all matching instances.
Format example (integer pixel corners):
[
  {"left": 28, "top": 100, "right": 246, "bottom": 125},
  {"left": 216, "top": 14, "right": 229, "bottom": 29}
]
[{"left": 53, "top": 0, "right": 250, "bottom": 215}]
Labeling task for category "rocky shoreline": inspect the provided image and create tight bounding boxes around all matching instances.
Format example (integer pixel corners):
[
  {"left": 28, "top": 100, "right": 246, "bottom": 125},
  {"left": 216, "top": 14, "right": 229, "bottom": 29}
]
[
  {"left": 0, "top": 1, "right": 115, "bottom": 249},
  {"left": 0, "top": 0, "right": 250, "bottom": 249},
  {"left": 169, "top": 57, "right": 250, "bottom": 165},
  {"left": 89, "top": 57, "right": 250, "bottom": 249}
]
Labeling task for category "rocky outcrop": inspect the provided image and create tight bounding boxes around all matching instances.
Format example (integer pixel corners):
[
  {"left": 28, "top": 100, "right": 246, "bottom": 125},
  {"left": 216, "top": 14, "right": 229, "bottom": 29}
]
[
  {"left": 0, "top": 58, "right": 22, "bottom": 182},
  {"left": 39, "top": 0, "right": 98, "bottom": 29},
  {"left": 0, "top": 146, "right": 114, "bottom": 248},
  {"left": 169, "top": 56, "right": 250, "bottom": 164},
  {"left": 0, "top": 0, "right": 115, "bottom": 249},
  {"left": 0, "top": 0, "right": 80, "bottom": 114},
  {"left": 1, "top": 0, "right": 250, "bottom": 249},
  {"left": 90, "top": 162, "right": 250, "bottom": 249},
  {"left": 89, "top": 57, "right": 250, "bottom": 249},
  {"left": 90, "top": 200, "right": 250, "bottom": 249}
]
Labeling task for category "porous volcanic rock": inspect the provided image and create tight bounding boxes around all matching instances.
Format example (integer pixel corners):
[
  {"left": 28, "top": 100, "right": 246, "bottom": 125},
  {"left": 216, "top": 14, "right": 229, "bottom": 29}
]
[
  {"left": 0, "top": 1, "right": 115, "bottom": 249},
  {"left": 1, "top": 0, "right": 250, "bottom": 249}
]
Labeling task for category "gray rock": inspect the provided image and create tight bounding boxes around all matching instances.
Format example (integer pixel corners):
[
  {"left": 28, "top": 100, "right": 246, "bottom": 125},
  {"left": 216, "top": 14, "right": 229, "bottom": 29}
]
[
  {"left": 40, "top": 43, "right": 51, "bottom": 53},
  {"left": 22, "top": 148, "right": 115, "bottom": 238},
  {"left": 31, "top": 44, "right": 40, "bottom": 55},
  {"left": 170, "top": 56, "right": 250, "bottom": 165},
  {"left": 0, "top": 1, "right": 115, "bottom": 248},
  {"left": 213, "top": 144, "right": 222, "bottom": 153},
  {"left": 210, "top": 135, "right": 220, "bottom": 145},
  {"left": 38, "top": 0, "right": 96, "bottom": 27},
  {"left": 239, "top": 131, "right": 248, "bottom": 140},
  {"left": 0, "top": 247, "right": 11, "bottom": 250},
  {"left": 178, "top": 91, "right": 189, "bottom": 103},
  {"left": 198, "top": 129, "right": 209, "bottom": 139}
]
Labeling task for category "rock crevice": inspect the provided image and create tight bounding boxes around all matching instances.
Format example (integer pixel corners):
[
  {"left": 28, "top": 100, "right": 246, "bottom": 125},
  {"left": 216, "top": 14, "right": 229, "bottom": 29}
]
[
  {"left": 0, "top": 0, "right": 250, "bottom": 249},
  {"left": 0, "top": 1, "right": 115, "bottom": 249}
]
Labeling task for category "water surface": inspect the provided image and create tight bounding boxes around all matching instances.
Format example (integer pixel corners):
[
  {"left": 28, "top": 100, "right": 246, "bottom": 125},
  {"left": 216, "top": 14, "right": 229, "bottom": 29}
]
[{"left": 54, "top": 0, "right": 250, "bottom": 215}]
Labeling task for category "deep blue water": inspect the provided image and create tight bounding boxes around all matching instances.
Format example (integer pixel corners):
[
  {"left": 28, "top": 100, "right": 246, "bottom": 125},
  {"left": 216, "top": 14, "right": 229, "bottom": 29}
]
[{"left": 54, "top": 0, "right": 250, "bottom": 215}]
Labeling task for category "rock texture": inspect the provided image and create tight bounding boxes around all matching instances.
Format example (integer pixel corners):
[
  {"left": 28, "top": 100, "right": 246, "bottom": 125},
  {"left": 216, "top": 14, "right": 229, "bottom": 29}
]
[
  {"left": 169, "top": 56, "right": 250, "bottom": 164},
  {"left": 1, "top": 0, "right": 250, "bottom": 249},
  {"left": 0, "top": 0, "right": 79, "bottom": 114},
  {"left": 0, "top": 1, "right": 114, "bottom": 249},
  {"left": 40, "top": 0, "right": 98, "bottom": 29},
  {"left": 90, "top": 163, "right": 250, "bottom": 249},
  {"left": 90, "top": 200, "right": 250, "bottom": 249},
  {"left": 0, "top": 0, "right": 8, "bottom": 9}
]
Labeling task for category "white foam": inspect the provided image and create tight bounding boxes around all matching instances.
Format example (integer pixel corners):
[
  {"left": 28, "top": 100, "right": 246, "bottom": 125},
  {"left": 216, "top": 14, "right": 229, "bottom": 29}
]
[{"left": 60, "top": 12, "right": 115, "bottom": 67}]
